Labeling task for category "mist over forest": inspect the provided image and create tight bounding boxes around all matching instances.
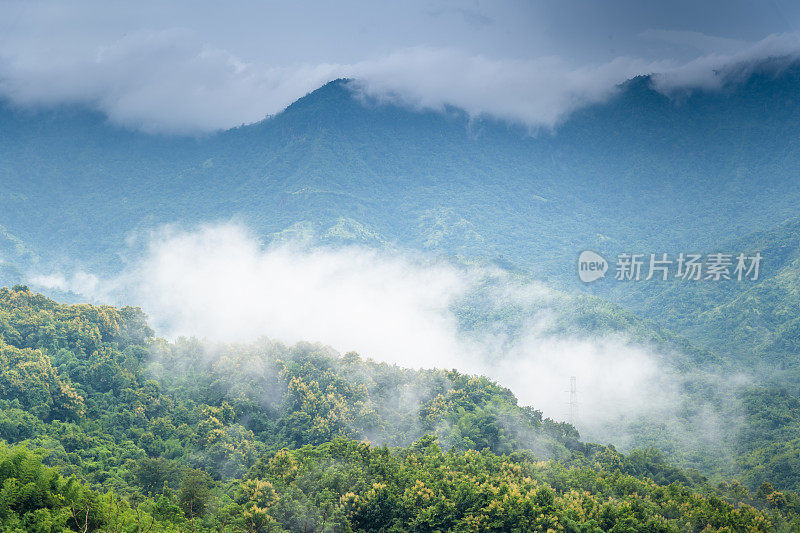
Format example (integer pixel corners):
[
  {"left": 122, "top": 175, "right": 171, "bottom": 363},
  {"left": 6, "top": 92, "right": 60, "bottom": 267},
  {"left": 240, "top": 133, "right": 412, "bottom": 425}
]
[{"left": 5, "top": 2, "right": 800, "bottom": 530}]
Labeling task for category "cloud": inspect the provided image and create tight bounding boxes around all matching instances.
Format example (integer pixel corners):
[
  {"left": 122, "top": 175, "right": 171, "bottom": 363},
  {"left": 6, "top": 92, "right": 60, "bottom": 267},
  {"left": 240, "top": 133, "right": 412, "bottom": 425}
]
[
  {"left": 650, "top": 32, "right": 800, "bottom": 94},
  {"left": 4, "top": 0, "right": 800, "bottom": 133},
  {"left": 32, "top": 221, "right": 695, "bottom": 439},
  {"left": 348, "top": 48, "right": 662, "bottom": 130},
  {"left": 350, "top": 33, "right": 800, "bottom": 128},
  {"left": 3, "top": 17, "right": 800, "bottom": 134},
  {"left": 1, "top": 27, "right": 660, "bottom": 133},
  {"left": 120, "top": 223, "right": 471, "bottom": 369},
  {"left": 0, "top": 29, "right": 344, "bottom": 134}
]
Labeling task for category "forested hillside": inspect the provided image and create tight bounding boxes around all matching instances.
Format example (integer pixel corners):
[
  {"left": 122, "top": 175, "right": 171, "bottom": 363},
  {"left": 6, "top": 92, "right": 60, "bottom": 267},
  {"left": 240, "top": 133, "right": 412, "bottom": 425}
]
[
  {"left": 0, "top": 284, "right": 799, "bottom": 531},
  {"left": 613, "top": 216, "right": 800, "bottom": 371},
  {"left": 5, "top": 62, "right": 800, "bottom": 283}
]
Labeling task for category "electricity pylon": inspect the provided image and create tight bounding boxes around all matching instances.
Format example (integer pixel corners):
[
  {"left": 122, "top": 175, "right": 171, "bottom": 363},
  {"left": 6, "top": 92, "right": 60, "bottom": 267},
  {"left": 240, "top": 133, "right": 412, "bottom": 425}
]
[{"left": 568, "top": 376, "right": 578, "bottom": 426}]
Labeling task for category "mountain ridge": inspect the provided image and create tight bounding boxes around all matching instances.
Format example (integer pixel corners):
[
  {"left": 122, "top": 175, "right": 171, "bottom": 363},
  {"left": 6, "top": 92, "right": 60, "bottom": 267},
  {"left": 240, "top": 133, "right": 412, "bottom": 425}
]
[{"left": 3, "top": 61, "right": 800, "bottom": 286}]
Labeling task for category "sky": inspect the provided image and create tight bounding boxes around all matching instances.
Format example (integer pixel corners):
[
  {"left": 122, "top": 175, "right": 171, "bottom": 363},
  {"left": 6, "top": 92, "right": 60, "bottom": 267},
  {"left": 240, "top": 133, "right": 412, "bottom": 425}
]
[{"left": 2, "top": 0, "right": 800, "bottom": 132}]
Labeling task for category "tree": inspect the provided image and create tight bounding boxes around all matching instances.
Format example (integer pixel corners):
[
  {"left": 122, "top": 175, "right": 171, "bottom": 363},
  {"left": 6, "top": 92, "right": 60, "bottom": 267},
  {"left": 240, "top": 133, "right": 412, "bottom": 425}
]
[
  {"left": 136, "top": 457, "right": 180, "bottom": 495},
  {"left": 178, "top": 469, "right": 213, "bottom": 527}
]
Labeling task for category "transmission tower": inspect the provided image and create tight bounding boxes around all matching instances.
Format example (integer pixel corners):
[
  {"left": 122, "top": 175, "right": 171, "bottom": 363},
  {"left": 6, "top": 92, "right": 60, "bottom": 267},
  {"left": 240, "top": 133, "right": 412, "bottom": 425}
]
[{"left": 567, "top": 376, "right": 578, "bottom": 426}]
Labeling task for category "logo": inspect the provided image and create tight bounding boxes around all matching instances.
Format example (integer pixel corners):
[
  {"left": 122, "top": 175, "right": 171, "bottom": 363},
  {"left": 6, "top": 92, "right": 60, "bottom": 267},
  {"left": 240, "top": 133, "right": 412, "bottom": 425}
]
[{"left": 578, "top": 250, "right": 608, "bottom": 283}]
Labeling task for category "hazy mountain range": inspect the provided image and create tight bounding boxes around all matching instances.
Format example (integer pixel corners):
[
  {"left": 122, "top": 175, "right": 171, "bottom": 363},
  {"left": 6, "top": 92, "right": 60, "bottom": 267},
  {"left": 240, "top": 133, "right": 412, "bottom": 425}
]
[
  {"left": 3, "top": 61, "right": 800, "bottom": 280},
  {"left": 4, "top": 55, "right": 800, "bottom": 499},
  {"left": 3, "top": 59, "right": 800, "bottom": 372}
]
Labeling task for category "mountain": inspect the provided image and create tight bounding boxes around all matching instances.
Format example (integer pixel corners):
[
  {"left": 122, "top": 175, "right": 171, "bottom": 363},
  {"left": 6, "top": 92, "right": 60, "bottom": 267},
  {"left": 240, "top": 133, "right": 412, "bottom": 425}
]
[
  {"left": 611, "top": 216, "right": 800, "bottom": 373},
  {"left": 4, "top": 62, "right": 800, "bottom": 284}
]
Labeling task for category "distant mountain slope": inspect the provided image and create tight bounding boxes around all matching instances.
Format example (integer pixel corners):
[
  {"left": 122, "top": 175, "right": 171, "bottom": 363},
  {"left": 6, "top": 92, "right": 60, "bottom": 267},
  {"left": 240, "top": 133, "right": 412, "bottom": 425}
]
[
  {"left": 3, "top": 62, "right": 800, "bottom": 284},
  {"left": 612, "top": 216, "right": 800, "bottom": 373}
]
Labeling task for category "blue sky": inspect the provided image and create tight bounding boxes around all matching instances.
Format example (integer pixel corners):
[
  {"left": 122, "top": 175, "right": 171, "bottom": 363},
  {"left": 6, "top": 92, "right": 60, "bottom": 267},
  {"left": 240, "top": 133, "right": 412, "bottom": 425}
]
[{"left": 2, "top": 0, "right": 799, "bottom": 132}]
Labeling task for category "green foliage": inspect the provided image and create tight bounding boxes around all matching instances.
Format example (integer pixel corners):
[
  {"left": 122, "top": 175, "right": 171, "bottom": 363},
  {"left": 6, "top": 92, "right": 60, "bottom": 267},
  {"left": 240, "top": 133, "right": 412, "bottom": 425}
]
[
  {"left": 178, "top": 469, "right": 213, "bottom": 520},
  {"left": 0, "top": 340, "right": 84, "bottom": 421},
  {"left": 0, "top": 285, "right": 798, "bottom": 530},
  {"left": 0, "top": 443, "right": 158, "bottom": 532},
  {"left": 235, "top": 437, "right": 790, "bottom": 532}
]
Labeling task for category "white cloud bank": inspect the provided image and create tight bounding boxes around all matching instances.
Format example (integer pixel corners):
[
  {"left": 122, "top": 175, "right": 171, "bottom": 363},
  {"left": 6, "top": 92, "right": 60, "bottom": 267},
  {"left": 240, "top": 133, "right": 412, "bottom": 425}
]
[
  {"left": 3, "top": 24, "right": 800, "bottom": 133},
  {"left": 349, "top": 48, "right": 663, "bottom": 130},
  {"left": 0, "top": 29, "right": 345, "bottom": 133},
  {"left": 32, "top": 222, "right": 687, "bottom": 437}
]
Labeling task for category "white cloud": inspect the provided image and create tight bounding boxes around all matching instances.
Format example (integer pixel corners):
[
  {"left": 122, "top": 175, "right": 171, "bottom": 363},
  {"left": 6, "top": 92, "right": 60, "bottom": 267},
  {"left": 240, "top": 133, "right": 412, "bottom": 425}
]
[
  {"left": 348, "top": 48, "right": 663, "bottom": 129},
  {"left": 3, "top": 27, "right": 658, "bottom": 133},
  {"left": 3, "top": 0, "right": 800, "bottom": 133},
  {"left": 32, "top": 221, "right": 688, "bottom": 437},
  {"left": 3, "top": 20, "right": 800, "bottom": 133},
  {"left": 651, "top": 32, "right": 800, "bottom": 94},
  {"left": 30, "top": 271, "right": 100, "bottom": 296},
  {"left": 0, "top": 29, "right": 344, "bottom": 133},
  {"left": 123, "top": 223, "right": 471, "bottom": 368}
]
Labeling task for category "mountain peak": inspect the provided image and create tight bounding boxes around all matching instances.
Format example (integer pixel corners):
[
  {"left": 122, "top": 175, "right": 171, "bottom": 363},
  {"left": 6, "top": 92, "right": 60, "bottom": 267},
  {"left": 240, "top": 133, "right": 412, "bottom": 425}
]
[{"left": 284, "top": 78, "right": 356, "bottom": 112}]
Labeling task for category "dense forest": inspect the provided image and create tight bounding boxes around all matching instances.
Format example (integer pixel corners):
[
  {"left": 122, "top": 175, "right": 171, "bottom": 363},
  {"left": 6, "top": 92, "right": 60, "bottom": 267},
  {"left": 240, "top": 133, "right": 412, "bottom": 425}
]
[{"left": 0, "top": 284, "right": 799, "bottom": 531}]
